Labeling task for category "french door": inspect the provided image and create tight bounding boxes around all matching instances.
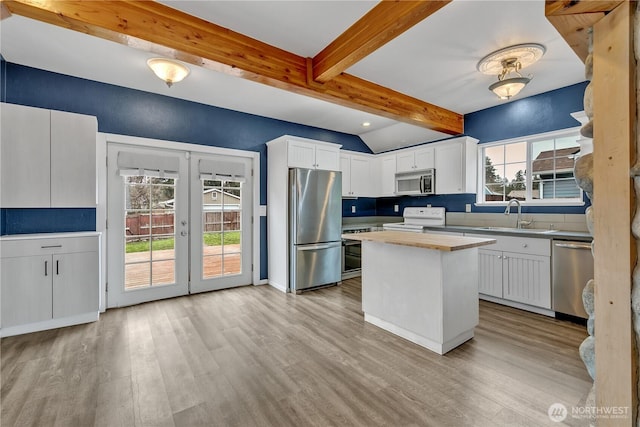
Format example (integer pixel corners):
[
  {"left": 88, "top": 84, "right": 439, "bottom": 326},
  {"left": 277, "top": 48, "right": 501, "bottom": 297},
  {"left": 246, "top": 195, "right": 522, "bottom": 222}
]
[
  {"left": 189, "top": 153, "right": 252, "bottom": 293},
  {"left": 107, "top": 144, "right": 252, "bottom": 307}
]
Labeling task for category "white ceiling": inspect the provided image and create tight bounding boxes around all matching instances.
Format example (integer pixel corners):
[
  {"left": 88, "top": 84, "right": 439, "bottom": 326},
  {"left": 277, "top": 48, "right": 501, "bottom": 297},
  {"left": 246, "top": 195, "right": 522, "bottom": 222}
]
[{"left": 0, "top": 0, "right": 585, "bottom": 153}]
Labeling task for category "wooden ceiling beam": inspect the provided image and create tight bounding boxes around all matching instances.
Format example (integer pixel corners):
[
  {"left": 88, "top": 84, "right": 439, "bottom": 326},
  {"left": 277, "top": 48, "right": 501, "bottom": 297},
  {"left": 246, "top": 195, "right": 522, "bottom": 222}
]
[
  {"left": 545, "top": 0, "right": 623, "bottom": 62},
  {"left": 2, "top": 0, "right": 462, "bottom": 135},
  {"left": 312, "top": 0, "right": 450, "bottom": 83}
]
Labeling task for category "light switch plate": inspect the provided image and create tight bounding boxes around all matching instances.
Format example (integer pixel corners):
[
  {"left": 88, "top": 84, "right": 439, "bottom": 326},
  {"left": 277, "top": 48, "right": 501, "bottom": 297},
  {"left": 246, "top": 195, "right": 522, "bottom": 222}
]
[
  {"left": 465, "top": 204, "right": 472, "bottom": 213},
  {"left": 394, "top": 204, "right": 399, "bottom": 213},
  {"left": 351, "top": 206, "right": 356, "bottom": 213}
]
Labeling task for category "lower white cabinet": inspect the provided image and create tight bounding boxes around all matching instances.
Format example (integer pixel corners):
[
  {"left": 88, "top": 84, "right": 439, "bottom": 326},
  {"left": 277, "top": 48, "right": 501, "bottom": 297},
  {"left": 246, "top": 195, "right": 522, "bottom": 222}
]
[
  {"left": 469, "top": 233, "right": 551, "bottom": 311},
  {"left": 0, "top": 233, "right": 100, "bottom": 336}
]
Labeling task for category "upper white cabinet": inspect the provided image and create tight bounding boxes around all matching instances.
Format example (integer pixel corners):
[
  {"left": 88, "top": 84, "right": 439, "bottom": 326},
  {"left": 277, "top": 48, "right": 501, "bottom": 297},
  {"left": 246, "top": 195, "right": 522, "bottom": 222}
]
[
  {"left": 396, "top": 146, "right": 434, "bottom": 173},
  {"left": 377, "top": 153, "right": 397, "bottom": 197},
  {"left": 434, "top": 136, "right": 478, "bottom": 194},
  {"left": 0, "top": 103, "right": 97, "bottom": 208},
  {"left": 50, "top": 110, "right": 98, "bottom": 207},
  {"left": 287, "top": 138, "right": 340, "bottom": 171},
  {"left": 341, "top": 151, "right": 373, "bottom": 197}
]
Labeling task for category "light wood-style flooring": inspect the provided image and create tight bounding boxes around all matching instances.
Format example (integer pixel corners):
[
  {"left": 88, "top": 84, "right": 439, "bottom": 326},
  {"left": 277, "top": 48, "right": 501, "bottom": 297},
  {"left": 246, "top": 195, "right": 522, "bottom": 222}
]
[{"left": 1, "top": 278, "right": 592, "bottom": 426}]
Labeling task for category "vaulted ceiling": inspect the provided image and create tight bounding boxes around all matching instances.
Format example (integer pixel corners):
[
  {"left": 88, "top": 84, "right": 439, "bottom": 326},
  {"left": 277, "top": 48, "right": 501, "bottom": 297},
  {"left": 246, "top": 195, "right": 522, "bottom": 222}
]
[{"left": 0, "top": 1, "right": 588, "bottom": 152}]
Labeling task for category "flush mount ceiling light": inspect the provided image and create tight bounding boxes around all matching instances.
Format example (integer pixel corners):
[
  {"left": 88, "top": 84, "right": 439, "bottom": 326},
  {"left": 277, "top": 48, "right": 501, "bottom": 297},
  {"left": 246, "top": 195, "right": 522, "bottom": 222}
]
[
  {"left": 146, "top": 58, "right": 190, "bottom": 87},
  {"left": 477, "top": 43, "right": 545, "bottom": 100}
]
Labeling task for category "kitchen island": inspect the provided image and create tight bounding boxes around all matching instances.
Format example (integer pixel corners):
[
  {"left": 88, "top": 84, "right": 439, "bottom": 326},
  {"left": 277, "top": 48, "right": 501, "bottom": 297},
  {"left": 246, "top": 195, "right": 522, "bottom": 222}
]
[{"left": 343, "top": 231, "right": 495, "bottom": 355}]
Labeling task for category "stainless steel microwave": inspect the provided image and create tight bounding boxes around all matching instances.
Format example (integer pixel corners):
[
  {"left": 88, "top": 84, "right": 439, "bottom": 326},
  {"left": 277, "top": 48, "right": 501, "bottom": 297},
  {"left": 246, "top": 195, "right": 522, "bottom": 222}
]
[{"left": 395, "top": 169, "right": 435, "bottom": 195}]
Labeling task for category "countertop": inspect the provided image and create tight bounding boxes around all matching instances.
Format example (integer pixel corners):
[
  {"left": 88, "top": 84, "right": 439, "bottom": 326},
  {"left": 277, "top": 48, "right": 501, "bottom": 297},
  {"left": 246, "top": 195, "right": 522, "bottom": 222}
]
[
  {"left": 342, "top": 221, "right": 592, "bottom": 241},
  {"left": 419, "top": 225, "right": 592, "bottom": 241},
  {"left": 342, "top": 231, "right": 496, "bottom": 252},
  {"left": 0, "top": 231, "right": 101, "bottom": 241}
]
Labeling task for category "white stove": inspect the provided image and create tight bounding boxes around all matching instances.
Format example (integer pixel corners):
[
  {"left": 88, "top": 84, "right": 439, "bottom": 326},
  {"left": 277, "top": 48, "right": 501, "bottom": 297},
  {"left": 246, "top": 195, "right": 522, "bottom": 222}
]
[{"left": 383, "top": 207, "right": 445, "bottom": 232}]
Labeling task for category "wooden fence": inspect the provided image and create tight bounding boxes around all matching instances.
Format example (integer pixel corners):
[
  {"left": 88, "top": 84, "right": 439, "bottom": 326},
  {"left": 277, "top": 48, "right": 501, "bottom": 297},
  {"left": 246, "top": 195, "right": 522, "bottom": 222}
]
[{"left": 126, "top": 211, "right": 241, "bottom": 239}]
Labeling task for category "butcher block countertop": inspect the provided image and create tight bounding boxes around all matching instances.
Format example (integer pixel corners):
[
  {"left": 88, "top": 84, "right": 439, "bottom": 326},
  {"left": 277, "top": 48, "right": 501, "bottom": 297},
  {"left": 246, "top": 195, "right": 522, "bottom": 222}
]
[{"left": 342, "top": 231, "right": 496, "bottom": 252}]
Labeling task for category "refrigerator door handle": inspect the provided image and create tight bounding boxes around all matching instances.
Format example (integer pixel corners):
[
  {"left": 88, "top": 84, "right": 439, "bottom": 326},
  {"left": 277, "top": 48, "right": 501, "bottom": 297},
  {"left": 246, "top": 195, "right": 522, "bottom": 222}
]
[{"left": 298, "top": 242, "right": 340, "bottom": 251}]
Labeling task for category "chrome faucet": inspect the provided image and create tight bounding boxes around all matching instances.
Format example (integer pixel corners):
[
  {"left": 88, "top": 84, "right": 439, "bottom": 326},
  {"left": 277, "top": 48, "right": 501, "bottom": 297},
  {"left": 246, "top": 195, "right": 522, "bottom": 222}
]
[{"left": 504, "top": 199, "right": 525, "bottom": 229}]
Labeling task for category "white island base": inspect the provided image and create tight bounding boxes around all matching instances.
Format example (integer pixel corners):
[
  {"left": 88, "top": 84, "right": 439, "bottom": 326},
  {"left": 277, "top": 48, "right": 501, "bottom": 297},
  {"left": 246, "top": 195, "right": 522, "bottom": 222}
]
[{"left": 359, "top": 235, "right": 488, "bottom": 355}]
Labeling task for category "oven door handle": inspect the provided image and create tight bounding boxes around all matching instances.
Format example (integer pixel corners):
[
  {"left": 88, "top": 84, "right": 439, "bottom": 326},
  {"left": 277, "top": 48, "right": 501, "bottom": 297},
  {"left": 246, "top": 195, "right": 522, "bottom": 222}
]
[{"left": 343, "top": 240, "right": 361, "bottom": 246}]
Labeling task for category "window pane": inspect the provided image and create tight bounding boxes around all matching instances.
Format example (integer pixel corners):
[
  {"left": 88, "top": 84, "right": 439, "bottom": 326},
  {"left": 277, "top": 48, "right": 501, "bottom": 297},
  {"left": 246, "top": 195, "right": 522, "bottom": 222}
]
[
  {"left": 505, "top": 142, "right": 526, "bottom": 163},
  {"left": 151, "top": 260, "right": 175, "bottom": 286},
  {"left": 203, "top": 255, "right": 223, "bottom": 279},
  {"left": 556, "top": 135, "right": 580, "bottom": 150},
  {"left": 485, "top": 183, "right": 505, "bottom": 202},
  {"left": 505, "top": 162, "right": 527, "bottom": 200},
  {"left": 125, "top": 237, "right": 150, "bottom": 262},
  {"left": 554, "top": 177, "right": 582, "bottom": 199},
  {"left": 125, "top": 263, "right": 150, "bottom": 290},
  {"left": 531, "top": 179, "right": 542, "bottom": 200},
  {"left": 151, "top": 237, "right": 174, "bottom": 260},
  {"left": 485, "top": 145, "right": 504, "bottom": 165}
]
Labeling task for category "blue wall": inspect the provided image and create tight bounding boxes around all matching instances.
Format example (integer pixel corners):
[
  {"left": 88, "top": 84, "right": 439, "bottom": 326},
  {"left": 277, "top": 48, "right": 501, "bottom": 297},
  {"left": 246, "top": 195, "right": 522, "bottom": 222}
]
[
  {"left": 465, "top": 82, "right": 588, "bottom": 144},
  {"left": 0, "top": 62, "right": 371, "bottom": 280}
]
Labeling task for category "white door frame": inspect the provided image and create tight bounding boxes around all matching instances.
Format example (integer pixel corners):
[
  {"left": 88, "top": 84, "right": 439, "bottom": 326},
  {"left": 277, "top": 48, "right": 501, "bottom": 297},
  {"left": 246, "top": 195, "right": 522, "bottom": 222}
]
[{"left": 96, "top": 133, "right": 262, "bottom": 312}]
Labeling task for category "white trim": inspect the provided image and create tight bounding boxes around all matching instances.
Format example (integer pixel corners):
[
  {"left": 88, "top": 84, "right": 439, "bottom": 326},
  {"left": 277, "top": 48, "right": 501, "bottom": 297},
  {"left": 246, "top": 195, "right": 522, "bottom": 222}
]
[
  {"left": 97, "top": 132, "right": 262, "bottom": 311},
  {"left": 0, "top": 312, "right": 99, "bottom": 337},
  {"left": 479, "top": 294, "right": 556, "bottom": 317}
]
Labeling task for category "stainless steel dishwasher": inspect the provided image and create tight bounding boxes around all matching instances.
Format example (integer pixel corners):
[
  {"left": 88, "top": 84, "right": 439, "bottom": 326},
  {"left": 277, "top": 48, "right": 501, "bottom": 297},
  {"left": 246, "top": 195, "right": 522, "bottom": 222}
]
[{"left": 552, "top": 239, "right": 593, "bottom": 319}]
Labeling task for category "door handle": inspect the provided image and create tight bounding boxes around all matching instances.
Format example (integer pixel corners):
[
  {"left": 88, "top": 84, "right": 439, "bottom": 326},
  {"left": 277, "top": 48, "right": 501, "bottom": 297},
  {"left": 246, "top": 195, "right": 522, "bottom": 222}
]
[
  {"left": 554, "top": 242, "right": 591, "bottom": 250},
  {"left": 56, "top": 260, "right": 59, "bottom": 275},
  {"left": 181, "top": 220, "right": 187, "bottom": 226},
  {"left": 298, "top": 242, "right": 340, "bottom": 251},
  {"left": 45, "top": 260, "right": 48, "bottom": 276},
  {"left": 181, "top": 230, "right": 188, "bottom": 236}
]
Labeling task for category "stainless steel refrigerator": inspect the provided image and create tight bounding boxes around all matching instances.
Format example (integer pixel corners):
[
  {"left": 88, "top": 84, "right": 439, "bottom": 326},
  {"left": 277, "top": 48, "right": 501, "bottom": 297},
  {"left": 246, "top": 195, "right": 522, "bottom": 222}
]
[{"left": 289, "top": 168, "right": 342, "bottom": 292}]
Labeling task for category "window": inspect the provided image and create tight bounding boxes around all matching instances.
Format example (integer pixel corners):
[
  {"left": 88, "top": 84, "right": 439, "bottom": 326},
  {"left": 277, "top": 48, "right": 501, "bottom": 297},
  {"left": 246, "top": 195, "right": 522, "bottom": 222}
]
[{"left": 479, "top": 129, "right": 583, "bottom": 204}]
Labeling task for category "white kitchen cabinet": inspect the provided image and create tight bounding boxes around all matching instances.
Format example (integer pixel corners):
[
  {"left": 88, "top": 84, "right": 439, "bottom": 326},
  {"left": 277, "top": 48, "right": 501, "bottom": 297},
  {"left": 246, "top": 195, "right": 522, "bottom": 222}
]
[
  {"left": 0, "top": 103, "right": 97, "bottom": 208},
  {"left": 469, "top": 233, "right": 551, "bottom": 311},
  {"left": 50, "top": 110, "right": 97, "bottom": 207},
  {"left": 478, "top": 249, "right": 503, "bottom": 298},
  {"left": 0, "top": 233, "right": 100, "bottom": 337},
  {"left": 396, "top": 146, "right": 434, "bottom": 173},
  {"left": 434, "top": 136, "right": 478, "bottom": 194},
  {"left": 341, "top": 151, "right": 372, "bottom": 197},
  {"left": 0, "top": 103, "right": 51, "bottom": 207},
  {"left": 378, "top": 153, "right": 397, "bottom": 197},
  {"left": 0, "top": 255, "right": 53, "bottom": 327},
  {"left": 435, "top": 142, "right": 463, "bottom": 193},
  {"left": 287, "top": 138, "right": 340, "bottom": 171}
]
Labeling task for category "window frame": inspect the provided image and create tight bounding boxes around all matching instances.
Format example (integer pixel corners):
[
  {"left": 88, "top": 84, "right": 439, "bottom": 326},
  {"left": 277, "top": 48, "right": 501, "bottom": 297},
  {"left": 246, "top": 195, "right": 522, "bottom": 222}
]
[{"left": 475, "top": 126, "right": 585, "bottom": 207}]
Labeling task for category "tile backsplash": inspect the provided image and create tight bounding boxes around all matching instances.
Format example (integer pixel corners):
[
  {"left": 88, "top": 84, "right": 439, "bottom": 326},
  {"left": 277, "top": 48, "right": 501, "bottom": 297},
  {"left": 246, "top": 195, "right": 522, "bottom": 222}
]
[{"left": 446, "top": 212, "right": 588, "bottom": 232}]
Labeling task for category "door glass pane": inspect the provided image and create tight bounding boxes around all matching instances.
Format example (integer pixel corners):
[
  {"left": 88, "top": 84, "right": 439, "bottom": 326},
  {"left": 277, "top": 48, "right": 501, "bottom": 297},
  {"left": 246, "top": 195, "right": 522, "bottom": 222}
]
[
  {"left": 124, "top": 175, "right": 176, "bottom": 289},
  {"left": 201, "top": 179, "right": 243, "bottom": 279}
]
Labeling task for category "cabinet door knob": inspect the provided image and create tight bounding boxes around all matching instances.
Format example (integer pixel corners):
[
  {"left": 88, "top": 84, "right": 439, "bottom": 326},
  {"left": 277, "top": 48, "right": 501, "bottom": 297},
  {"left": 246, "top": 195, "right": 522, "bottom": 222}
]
[
  {"left": 497, "top": 255, "right": 502, "bottom": 259},
  {"left": 44, "top": 260, "right": 48, "bottom": 276},
  {"left": 522, "top": 243, "right": 528, "bottom": 248}
]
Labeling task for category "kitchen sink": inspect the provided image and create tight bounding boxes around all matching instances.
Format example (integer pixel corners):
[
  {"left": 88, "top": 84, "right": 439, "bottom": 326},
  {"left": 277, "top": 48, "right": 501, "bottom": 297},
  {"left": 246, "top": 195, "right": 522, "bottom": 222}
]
[{"left": 475, "top": 226, "right": 558, "bottom": 234}]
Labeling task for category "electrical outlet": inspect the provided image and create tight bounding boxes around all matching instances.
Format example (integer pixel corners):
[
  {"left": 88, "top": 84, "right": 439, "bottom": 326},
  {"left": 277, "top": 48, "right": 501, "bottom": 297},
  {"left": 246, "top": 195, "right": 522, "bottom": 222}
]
[
  {"left": 427, "top": 204, "right": 431, "bottom": 208},
  {"left": 465, "top": 204, "right": 472, "bottom": 213},
  {"left": 351, "top": 206, "right": 356, "bottom": 213},
  {"left": 394, "top": 204, "right": 399, "bottom": 213}
]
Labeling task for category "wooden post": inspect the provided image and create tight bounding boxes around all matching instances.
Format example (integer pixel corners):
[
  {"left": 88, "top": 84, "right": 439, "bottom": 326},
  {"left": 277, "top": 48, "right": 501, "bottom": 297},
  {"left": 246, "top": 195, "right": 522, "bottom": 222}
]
[{"left": 593, "top": 1, "right": 637, "bottom": 425}]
